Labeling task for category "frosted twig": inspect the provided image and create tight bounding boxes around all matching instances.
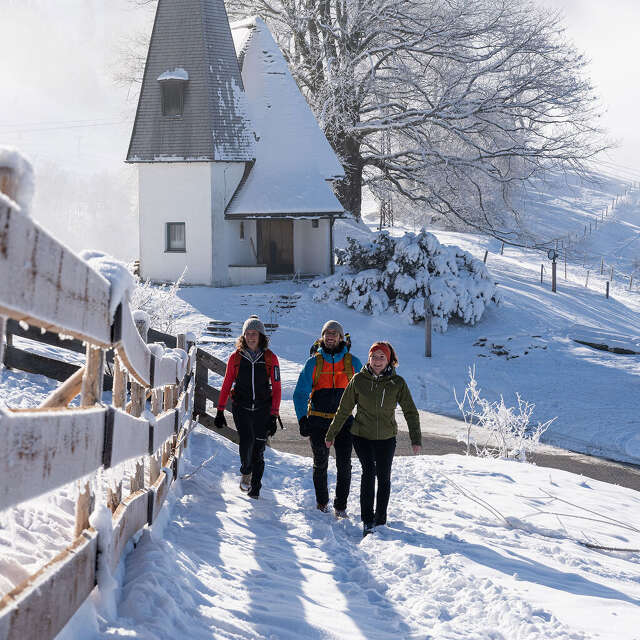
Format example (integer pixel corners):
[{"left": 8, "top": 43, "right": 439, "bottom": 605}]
[{"left": 180, "top": 453, "right": 218, "bottom": 481}]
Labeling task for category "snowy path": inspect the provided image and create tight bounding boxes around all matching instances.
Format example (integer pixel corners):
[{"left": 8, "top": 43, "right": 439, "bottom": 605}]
[{"left": 60, "top": 428, "right": 640, "bottom": 639}]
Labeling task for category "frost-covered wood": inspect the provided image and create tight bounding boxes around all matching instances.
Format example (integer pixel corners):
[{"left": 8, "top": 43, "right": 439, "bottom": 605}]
[
  {"left": 0, "top": 203, "right": 111, "bottom": 345},
  {"left": 0, "top": 529, "right": 98, "bottom": 640},
  {"left": 111, "top": 410, "right": 149, "bottom": 468},
  {"left": 0, "top": 407, "right": 105, "bottom": 511},
  {"left": 115, "top": 299, "right": 151, "bottom": 386},
  {"left": 109, "top": 489, "right": 150, "bottom": 574},
  {"left": 153, "top": 409, "right": 177, "bottom": 451}
]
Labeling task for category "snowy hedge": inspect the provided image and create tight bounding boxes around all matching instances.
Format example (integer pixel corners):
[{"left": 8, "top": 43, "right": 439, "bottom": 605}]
[{"left": 311, "top": 230, "right": 499, "bottom": 332}]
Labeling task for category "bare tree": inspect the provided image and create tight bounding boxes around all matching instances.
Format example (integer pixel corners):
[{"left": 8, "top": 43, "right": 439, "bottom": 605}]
[{"left": 126, "top": 0, "right": 609, "bottom": 239}]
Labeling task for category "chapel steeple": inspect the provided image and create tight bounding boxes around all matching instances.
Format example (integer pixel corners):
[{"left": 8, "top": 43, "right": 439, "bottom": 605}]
[{"left": 126, "top": 0, "right": 255, "bottom": 163}]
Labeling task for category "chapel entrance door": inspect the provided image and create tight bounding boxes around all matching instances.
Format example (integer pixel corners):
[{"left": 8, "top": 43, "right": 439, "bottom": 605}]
[{"left": 256, "top": 219, "right": 294, "bottom": 275}]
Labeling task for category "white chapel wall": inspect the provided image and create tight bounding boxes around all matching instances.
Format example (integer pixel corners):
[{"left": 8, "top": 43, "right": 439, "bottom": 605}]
[
  {"left": 294, "top": 219, "right": 331, "bottom": 275},
  {"left": 138, "top": 163, "right": 212, "bottom": 284},
  {"left": 211, "top": 162, "right": 246, "bottom": 285}
]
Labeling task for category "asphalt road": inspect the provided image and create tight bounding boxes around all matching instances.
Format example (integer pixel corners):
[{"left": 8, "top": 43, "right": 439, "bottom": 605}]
[{"left": 202, "top": 407, "right": 640, "bottom": 493}]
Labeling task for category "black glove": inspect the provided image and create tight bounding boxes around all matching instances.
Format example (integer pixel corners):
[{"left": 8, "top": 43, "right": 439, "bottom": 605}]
[
  {"left": 298, "top": 415, "right": 310, "bottom": 437},
  {"left": 214, "top": 409, "right": 227, "bottom": 429},
  {"left": 267, "top": 414, "right": 278, "bottom": 438}
]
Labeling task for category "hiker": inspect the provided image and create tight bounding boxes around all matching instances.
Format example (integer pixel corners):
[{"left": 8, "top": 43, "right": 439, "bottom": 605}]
[
  {"left": 214, "top": 316, "right": 281, "bottom": 499},
  {"left": 325, "top": 341, "right": 422, "bottom": 536},
  {"left": 293, "top": 321, "right": 363, "bottom": 517}
]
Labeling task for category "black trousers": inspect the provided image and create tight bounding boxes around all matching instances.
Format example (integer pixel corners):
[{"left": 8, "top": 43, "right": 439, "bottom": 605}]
[
  {"left": 309, "top": 421, "right": 352, "bottom": 511},
  {"left": 352, "top": 435, "right": 396, "bottom": 526},
  {"left": 232, "top": 404, "right": 270, "bottom": 497}
]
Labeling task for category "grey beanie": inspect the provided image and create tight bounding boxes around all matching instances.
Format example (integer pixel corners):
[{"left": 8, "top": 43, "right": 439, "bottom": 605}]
[
  {"left": 242, "top": 315, "right": 266, "bottom": 336},
  {"left": 321, "top": 320, "right": 344, "bottom": 339}
]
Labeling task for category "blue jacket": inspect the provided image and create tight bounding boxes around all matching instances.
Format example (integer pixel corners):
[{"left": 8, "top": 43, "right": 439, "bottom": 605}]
[{"left": 293, "top": 345, "right": 363, "bottom": 420}]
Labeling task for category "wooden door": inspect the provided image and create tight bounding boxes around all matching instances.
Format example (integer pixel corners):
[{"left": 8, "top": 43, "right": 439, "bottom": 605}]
[{"left": 257, "top": 220, "right": 294, "bottom": 274}]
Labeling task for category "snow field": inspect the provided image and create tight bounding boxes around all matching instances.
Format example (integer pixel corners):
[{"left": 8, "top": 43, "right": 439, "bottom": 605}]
[{"left": 57, "top": 427, "right": 640, "bottom": 639}]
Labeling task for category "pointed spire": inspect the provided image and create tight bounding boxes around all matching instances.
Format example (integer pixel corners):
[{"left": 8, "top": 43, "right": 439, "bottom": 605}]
[{"left": 127, "top": 0, "right": 255, "bottom": 163}]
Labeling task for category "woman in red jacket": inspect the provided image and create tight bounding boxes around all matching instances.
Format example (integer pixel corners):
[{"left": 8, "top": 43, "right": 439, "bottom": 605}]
[{"left": 214, "top": 316, "right": 281, "bottom": 498}]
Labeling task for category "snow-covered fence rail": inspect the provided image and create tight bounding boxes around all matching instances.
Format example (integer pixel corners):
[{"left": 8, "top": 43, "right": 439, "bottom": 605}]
[{"left": 0, "top": 184, "right": 197, "bottom": 640}]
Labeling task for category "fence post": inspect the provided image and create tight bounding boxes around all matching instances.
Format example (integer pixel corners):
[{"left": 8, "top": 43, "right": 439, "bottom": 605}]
[
  {"left": 81, "top": 346, "right": 104, "bottom": 407},
  {"left": 610, "top": 266, "right": 614, "bottom": 282},
  {"left": 424, "top": 297, "right": 432, "bottom": 358},
  {"left": 600, "top": 257, "right": 604, "bottom": 275},
  {"left": 500, "top": 242, "right": 504, "bottom": 255},
  {"left": 585, "top": 270, "right": 590, "bottom": 287},
  {"left": 483, "top": 250, "right": 488, "bottom": 264},
  {"left": 606, "top": 281, "right": 610, "bottom": 299},
  {"left": 112, "top": 355, "right": 127, "bottom": 409},
  {"left": 630, "top": 276, "right": 634, "bottom": 291},
  {"left": 552, "top": 260, "right": 557, "bottom": 293},
  {"left": 540, "top": 264, "right": 544, "bottom": 284},
  {"left": 564, "top": 254, "right": 567, "bottom": 280},
  {"left": 129, "top": 317, "right": 148, "bottom": 417}
]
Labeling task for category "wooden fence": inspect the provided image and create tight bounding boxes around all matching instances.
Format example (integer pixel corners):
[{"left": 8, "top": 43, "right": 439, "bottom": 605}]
[{"left": 0, "top": 170, "right": 196, "bottom": 640}]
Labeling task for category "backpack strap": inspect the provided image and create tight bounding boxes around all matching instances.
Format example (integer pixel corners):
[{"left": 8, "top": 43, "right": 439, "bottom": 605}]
[
  {"left": 343, "top": 352, "right": 355, "bottom": 381},
  {"left": 311, "top": 352, "right": 324, "bottom": 386}
]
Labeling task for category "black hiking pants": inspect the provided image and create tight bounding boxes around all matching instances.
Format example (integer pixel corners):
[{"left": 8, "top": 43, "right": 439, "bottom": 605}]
[
  {"left": 309, "top": 420, "right": 352, "bottom": 511},
  {"left": 232, "top": 404, "right": 270, "bottom": 497},
  {"left": 352, "top": 435, "right": 396, "bottom": 526}
]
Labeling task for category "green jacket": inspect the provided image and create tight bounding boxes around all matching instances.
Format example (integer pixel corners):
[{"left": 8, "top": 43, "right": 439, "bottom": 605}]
[{"left": 326, "top": 367, "right": 422, "bottom": 446}]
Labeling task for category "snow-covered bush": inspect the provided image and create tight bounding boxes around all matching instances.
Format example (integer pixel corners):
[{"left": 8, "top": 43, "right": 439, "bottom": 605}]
[
  {"left": 129, "top": 267, "right": 187, "bottom": 334},
  {"left": 312, "top": 230, "right": 499, "bottom": 331},
  {"left": 455, "top": 367, "right": 555, "bottom": 460}
]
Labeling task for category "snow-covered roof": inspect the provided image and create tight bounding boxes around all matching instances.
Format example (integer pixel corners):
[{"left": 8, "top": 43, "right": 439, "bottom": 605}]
[
  {"left": 127, "top": 0, "right": 255, "bottom": 163},
  {"left": 226, "top": 17, "right": 344, "bottom": 216},
  {"left": 157, "top": 68, "right": 189, "bottom": 82}
]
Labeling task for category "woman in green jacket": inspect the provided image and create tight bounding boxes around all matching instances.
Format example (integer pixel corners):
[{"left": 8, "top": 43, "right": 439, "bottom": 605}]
[{"left": 325, "top": 342, "right": 422, "bottom": 536}]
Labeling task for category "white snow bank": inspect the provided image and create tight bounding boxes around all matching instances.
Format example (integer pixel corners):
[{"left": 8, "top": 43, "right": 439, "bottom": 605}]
[
  {"left": 57, "top": 427, "right": 640, "bottom": 640},
  {"left": 0, "top": 146, "right": 35, "bottom": 215},
  {"left": 79, "top": 251, "right": 136, "bottom": 322},
  {"left": 157, "top": 68, "right": 189, "bottom": 81}
]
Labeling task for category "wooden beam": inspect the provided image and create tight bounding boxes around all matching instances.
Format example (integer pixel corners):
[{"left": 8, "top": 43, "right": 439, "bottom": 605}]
[
  {"left": 39, "top": 366, "right": 85, "bottom": 409},
  {"left": 0, "top": 530, "right": 98, "bottom": 640},
  {"left": 196, "top": 348, "right": 226, "bottom": 376},
  {"left": 5, "top": 318, "right": 85, "bottom": 354}
]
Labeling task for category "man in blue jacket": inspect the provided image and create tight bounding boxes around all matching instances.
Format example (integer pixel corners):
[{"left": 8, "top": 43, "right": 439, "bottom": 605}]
[{"left": 293, "top": 321, "right": 363, "bottom": 517}]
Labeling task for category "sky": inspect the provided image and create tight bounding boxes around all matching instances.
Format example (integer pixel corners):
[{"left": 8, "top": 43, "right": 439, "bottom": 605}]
[{"left": 541, "top": 0, "right": 640, "bottom": 178}]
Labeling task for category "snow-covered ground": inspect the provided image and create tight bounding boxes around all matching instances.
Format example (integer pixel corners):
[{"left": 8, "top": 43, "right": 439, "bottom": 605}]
[
  {"left": 2, "top": 171, "right": 640, "bottom": 638},
  {"left": 58, "top": 426, "right": 640, "bottom": 640}
]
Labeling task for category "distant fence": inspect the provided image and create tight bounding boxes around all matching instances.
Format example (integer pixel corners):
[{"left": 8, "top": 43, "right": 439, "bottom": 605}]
[{"left": 0, "top": 166, "right": 196, "bottom": 640}]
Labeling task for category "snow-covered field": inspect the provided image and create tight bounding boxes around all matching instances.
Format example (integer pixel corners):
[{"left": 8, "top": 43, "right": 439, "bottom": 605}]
[{"left": 57, "top": 427, "right": 640, "bottom": 640}]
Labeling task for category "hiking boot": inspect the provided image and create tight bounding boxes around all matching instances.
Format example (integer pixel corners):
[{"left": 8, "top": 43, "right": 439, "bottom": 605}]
[
  {"left": 316, "top": 503, "right": 329, "bottom": 513},
  {"left": 334, "top": 508, "right": 348, "bottom": 519},
  {"left": 362, "top": 522, "right": 375, "bottom": 537},
  {"left": 239, "top": 473, "right": 252, "bottom": 492}
]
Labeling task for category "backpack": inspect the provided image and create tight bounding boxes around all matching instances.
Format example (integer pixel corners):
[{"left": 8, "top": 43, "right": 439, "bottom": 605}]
[{"left": 229, "top": 348, "right": 278, "bottom": 383}]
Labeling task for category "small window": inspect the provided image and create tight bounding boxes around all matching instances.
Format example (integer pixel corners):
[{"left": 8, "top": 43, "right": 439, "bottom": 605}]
[
  {"left": 166, "top": 222, "right": 186, "bottom": 252},
  {"left": 312, "top": 219, "right": 319, "bottom": 228},
  {"left": 240, "top": 221, "right": 245, "bottom": 239},
  {"left": 160, "top": 80, "right": 185, "bottom": 116}
]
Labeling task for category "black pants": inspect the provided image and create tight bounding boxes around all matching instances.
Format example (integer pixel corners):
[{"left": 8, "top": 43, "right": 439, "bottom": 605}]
[
  {"left": 232, "top": 404, "right": 270, "bottom": 497},
  {"left": 352, "top": 435, "right": 396, "bottom": 526},
  {"left": 309, "top": 421, "right": 352, "bottom": 510}
]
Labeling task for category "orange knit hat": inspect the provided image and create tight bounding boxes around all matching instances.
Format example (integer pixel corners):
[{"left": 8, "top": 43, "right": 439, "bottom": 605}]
[{"left": 368, "top": 342, "right": 391, "bottom": 362}]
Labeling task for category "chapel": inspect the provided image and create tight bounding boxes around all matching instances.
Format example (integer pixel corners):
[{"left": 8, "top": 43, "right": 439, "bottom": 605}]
[{"left": 127, "top": 0, "right": 344, "bottom": 285}]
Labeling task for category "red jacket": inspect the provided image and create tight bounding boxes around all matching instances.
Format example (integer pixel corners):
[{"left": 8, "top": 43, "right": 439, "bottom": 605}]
[{"left": 217, "top": 349, "right": 281, "bottom": 415}]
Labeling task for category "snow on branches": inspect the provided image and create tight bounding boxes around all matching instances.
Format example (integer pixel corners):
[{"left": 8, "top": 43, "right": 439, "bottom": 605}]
[{"left": 311, "top": 230, "right": 499, "bottom": 331}]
